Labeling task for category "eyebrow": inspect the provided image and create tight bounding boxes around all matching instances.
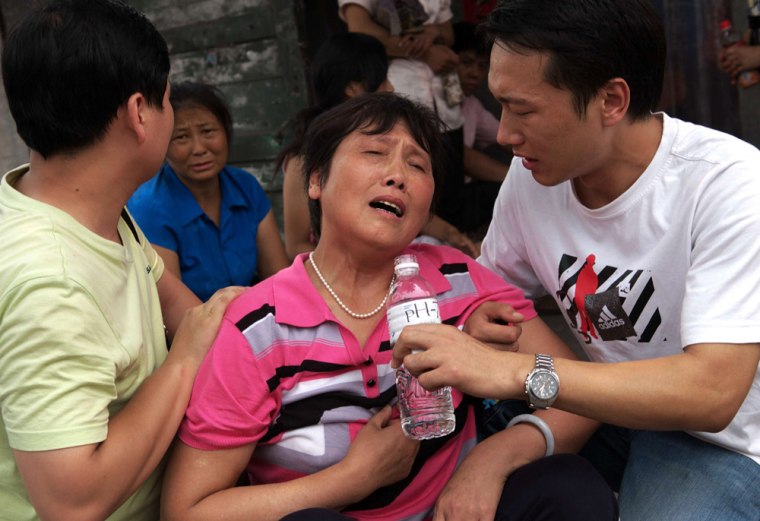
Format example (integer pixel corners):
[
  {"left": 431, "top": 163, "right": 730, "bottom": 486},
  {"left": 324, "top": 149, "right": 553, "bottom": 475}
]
[
  {"left": 495, "top": 95, "right": 531, "bottom": 106},
  {"left": 361, "top": 133, "right": 430, "bottom": 161}
]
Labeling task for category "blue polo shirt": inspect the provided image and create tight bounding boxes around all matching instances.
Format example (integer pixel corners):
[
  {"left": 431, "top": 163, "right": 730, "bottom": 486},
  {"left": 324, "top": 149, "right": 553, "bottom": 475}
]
[{"left": 127, "top": 163, "right": 271, "bottom": 302}]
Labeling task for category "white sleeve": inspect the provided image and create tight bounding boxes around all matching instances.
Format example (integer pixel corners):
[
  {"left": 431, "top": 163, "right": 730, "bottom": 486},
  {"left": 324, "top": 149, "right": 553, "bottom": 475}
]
[{"left": 680, "top": 156, "right": 760, "bottom": 346}]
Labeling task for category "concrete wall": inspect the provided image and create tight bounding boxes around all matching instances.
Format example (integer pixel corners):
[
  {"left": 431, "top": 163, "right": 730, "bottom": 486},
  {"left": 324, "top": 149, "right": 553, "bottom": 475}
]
[{"left": 0, "top": 1, "right": 30, "bottom": 173}]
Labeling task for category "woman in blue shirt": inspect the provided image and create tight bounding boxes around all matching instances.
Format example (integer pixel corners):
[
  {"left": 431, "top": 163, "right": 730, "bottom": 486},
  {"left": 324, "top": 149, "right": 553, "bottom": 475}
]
[{"left": 128, "top": 82, "right": 289, "bottom": 301}]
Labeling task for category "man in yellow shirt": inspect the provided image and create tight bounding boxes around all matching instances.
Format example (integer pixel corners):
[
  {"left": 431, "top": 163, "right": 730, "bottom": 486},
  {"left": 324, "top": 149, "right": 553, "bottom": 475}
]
[{"left": 0, "top": 1, "right": 242, "bottom": 519}]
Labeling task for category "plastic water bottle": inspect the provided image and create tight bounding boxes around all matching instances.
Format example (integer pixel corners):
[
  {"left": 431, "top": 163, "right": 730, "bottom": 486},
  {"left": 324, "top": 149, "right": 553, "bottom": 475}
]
[{"left": 387, "top": 253, "right": 455, "bottom": 440}]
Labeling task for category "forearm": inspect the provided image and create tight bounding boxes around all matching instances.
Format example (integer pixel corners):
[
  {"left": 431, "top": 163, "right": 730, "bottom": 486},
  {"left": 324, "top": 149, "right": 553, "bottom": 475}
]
[
  {"left": 498, "top": 343, "right": 759, "bottom": 432},
  {"left": 157, "top": 269, "right": 200, "bottom": 336},
  {"left": 21, "top": 357, "right": 199, "bottom": 521},
  {"left": 468, "top": 409, "right": 598, "bottom": 480},
  {"left": 167, "top": 460, "right": 372, "bottom": 521},
  {"left": 257, "top": 211, "right": 290, "bottom": 279},
  {"left": 463, "top": 146, "right": 507, "bottom": 182},
  {"left": 343, "top": 5, "right": 408, "bottom": 58}
]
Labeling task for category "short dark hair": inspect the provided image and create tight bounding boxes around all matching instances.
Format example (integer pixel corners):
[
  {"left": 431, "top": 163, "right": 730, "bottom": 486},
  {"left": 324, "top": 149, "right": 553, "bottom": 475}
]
[
  {"left": 1, "top": 0, "right": 170, "bottom": 158},
  {"left": 169, "top": 82, "right": 233, "bottom": 143},
  {"left": 302, "top": 93, "right": 445, "bottom": 240},
  {"left": 452, "top": 21, "right": 489, "bottom": 57},
  {"left": 482, "top": 0, "right": 665, "bottom": 120}
]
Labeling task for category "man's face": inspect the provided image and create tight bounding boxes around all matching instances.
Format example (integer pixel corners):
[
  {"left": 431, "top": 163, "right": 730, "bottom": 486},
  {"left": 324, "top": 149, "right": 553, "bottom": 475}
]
[
  {"left": 456, "top": 49, "right": 488, "bottom": 97},
  {"left": 488, "top": 43, "right": 607, "bottom": 187}
]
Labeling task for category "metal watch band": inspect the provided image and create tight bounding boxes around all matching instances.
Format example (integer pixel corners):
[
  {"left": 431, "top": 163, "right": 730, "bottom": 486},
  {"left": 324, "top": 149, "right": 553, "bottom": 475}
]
[
  {"left": 525, "top": 353, "right": 559, "bottom": 409},
  {"left": 535, "top": 353, "right": 555, "bottom": 372}
]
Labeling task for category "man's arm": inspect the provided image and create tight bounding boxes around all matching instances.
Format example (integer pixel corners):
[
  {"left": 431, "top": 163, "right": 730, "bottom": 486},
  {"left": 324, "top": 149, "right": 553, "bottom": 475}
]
[
  {"left": 463, "top": 146, "right": 507, "bottom": 183},
  {"left": 394, "top": 326, "right": 759, "bottom": 432},
  {"left": 341, "top": 4, "right": 451, "bottom": 60},
  {"left": 13, "top": 285, "right": 242, "bottom": 521},
  {"left": 434, "top": 316, "right": 599, "bottom": 520}
]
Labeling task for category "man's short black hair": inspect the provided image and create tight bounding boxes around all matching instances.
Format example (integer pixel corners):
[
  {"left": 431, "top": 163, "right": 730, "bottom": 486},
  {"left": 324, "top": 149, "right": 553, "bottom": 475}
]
[
  {"left": 483, "top": 0, "right": 665, "bottom": 120},
  {"left": 1, "top": 0, "right": 170, "bottom": 158}
]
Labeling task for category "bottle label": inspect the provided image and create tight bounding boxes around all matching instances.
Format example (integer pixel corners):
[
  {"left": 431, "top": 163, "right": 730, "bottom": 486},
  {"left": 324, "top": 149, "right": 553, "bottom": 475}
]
[{"left": 388, "top": 298, "right": 440, "bottom": 345}]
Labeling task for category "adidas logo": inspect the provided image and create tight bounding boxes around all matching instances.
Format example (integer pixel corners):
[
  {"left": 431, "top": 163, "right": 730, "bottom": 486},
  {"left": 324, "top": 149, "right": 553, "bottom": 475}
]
[{"left": 598, "top": 305, "right": 625, "bottom": 330}]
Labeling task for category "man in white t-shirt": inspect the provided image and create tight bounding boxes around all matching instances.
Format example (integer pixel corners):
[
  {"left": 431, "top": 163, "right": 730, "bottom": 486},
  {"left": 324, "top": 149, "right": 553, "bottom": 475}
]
[{"left": 391, "top": 1, "right": 760, "bottom": 520}]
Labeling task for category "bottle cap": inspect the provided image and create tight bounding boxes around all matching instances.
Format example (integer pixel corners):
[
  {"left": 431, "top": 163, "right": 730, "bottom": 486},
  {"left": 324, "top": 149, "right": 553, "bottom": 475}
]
[
  {"left": 720, "top": 19, "right": 732, "bottom": 31},
  {"left": 394, "top": 253, "right": 419, "bottom": 272}
]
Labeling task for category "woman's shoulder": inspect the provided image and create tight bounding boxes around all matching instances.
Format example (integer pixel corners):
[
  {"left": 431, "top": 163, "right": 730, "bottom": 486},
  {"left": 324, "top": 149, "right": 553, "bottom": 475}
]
[
  {"left": 127, "top": 167, "right": 177, "bottom": 217},
  {"left": 222, "top": 165, "right": 268, "bottom": 197}
]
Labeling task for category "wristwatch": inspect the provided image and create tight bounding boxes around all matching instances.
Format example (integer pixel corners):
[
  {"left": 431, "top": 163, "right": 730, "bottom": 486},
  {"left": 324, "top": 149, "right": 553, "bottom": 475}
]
[{"left": 525, "top": 354, "right": 560, "bottom": 409}]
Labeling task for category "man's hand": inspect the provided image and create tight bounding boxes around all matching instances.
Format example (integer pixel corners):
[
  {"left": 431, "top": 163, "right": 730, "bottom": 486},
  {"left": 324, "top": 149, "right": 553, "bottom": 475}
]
[
  {"left": 463, "top": 302, "right": 524, "bottom": 352},
  {"left": 391, "top": 324, "right": 526, "bottom": 399},
  {"left": 169, "top": 285, "right": 245, "bottom": 365},
  {"left": 720, "top": 44, "right": 760, "bottom": 79},
  {"left": 423, "top": 44, "right": 459, "bottom": 74}
]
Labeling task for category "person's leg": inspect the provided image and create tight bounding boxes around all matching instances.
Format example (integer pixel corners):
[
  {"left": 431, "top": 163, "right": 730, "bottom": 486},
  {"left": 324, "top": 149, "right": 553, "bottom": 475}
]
[
  {"left": 494, "top": 454, "right": 619, "bottom": 521},
  {"left": 279, "top": 508, "right": 352, "bottom": 521},
  {"left": 619, "top": 430, "right": 760, "bottom": 521}
]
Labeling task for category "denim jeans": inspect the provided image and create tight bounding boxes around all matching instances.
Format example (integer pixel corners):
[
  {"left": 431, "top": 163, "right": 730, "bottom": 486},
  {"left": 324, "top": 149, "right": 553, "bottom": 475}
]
[{"left": 481, "top": 400, "right": 760, "bottom": 521}]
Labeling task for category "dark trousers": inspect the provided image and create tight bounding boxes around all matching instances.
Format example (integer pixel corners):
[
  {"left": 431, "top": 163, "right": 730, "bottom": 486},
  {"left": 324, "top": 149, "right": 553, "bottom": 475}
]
[{"left": 281, "top": 451, "right": 617, "bottom": 521}]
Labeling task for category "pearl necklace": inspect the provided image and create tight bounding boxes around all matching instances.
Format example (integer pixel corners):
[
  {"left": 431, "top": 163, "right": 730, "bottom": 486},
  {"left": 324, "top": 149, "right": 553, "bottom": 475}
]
[{"left": 309, "top": 252, "right": 395, "bottom": 319}]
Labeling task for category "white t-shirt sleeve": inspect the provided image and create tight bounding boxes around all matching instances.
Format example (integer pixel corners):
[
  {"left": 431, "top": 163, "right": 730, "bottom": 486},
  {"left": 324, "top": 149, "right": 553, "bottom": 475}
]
[{"left": 680, "top": 157, "right": 760, "bottom": 346}]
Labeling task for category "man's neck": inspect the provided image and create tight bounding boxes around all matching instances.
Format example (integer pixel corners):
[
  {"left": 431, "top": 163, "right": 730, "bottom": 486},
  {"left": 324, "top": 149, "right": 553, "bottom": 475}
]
[
  {"left": 573, "top": 114, "right": 664, "bottom": 209},
  {"left": 17, "top": 149, "right": 139, "bottom": 243}
]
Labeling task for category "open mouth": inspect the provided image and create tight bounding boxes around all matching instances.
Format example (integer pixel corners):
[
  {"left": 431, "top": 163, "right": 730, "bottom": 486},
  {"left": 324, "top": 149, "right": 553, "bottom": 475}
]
[{"left": 369, "top": 200, "right": 404, "bottom": 217}]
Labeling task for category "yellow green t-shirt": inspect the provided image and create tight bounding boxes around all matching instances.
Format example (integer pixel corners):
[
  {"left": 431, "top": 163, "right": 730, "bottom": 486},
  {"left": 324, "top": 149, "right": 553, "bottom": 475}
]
[{"left": 0, "top": 165, "right": 167, "bottom": 521}]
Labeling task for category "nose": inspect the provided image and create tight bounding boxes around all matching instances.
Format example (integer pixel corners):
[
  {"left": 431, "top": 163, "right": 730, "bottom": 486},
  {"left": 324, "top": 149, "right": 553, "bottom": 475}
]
[
  {"left": 382, "top": 152, "right": 408, "bottom": 191},
  {"left": 191, "top": 134, "right": 207, "bottom": 155},
  {"left": 496, "top": 110, "right": 524, "bottom": 148}
]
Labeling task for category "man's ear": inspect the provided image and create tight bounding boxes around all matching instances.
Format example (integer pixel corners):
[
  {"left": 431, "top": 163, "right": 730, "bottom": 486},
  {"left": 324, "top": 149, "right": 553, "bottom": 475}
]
[
  {"left": 600, "top": 78, "right": 630, "bottom": 127},
  {"left": 308, "top": 171, "right": 322, "bottom": 200},
  {"left": 125, "top": 92, "right": 148, "bottom": 144}
]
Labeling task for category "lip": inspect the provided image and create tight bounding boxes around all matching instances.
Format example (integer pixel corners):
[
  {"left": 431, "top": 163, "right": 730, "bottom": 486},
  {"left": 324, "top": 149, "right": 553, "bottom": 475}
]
[
  {"left": 190, "top": 160, "right": 214, "bottom": 172},
  {"left": 369, "top": 194, "right": 406, "bottom": 218},
  {"left": 514, "top": 152, "right": 537, "bottom": 171}
]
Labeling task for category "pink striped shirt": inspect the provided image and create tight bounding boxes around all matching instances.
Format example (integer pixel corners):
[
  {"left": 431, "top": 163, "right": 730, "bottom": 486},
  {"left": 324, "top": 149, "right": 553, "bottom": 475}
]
[{"left": 179, "top": 243, "right": 536, "bottom": 520}]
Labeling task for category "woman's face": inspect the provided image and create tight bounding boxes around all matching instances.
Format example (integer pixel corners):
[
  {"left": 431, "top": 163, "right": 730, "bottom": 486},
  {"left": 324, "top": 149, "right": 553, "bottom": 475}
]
[
  {"left": 309, "top": 121, "right": 435, "bottom": 250},
  {"left": 166, "top": 105, "right": 228, "bottom": 185}
]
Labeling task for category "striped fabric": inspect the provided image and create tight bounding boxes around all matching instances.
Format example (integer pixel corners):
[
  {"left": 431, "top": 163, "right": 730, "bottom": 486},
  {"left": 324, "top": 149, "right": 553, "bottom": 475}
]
[{"left": 179, "top": 243, "right": 535, "bottom": 520}]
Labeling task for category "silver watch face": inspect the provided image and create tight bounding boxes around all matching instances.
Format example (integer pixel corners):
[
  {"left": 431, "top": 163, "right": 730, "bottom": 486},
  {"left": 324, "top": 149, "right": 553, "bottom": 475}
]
[{"left": 530, "top": 371, "right": 559, "bottom": 400}]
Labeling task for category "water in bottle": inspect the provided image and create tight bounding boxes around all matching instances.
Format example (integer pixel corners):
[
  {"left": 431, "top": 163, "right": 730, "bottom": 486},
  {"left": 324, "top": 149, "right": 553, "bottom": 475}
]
[{"left": 387, "top": 253, "right": 455, "bottom": 440}]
